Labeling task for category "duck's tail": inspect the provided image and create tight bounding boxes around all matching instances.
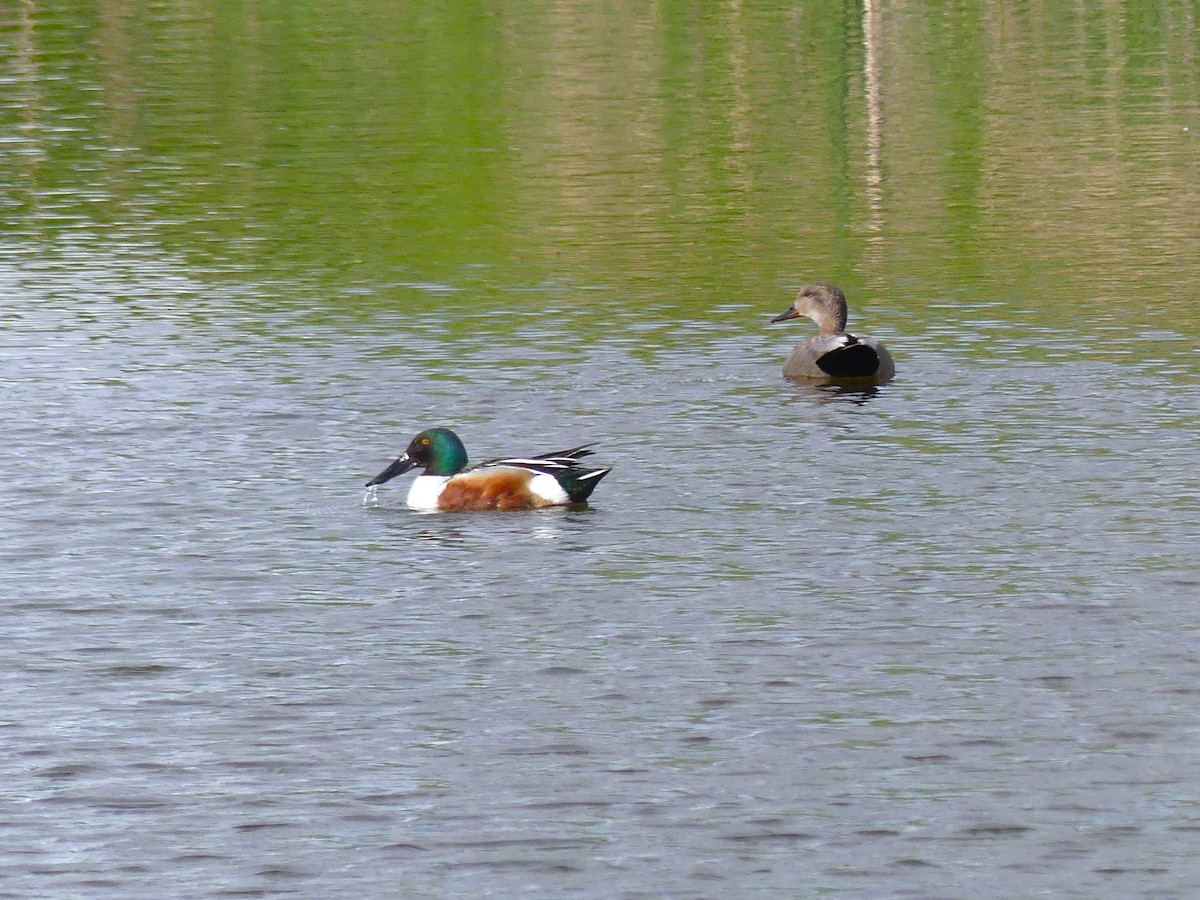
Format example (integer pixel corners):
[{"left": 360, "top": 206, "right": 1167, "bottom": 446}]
[{"left": 557, "top": 466, "right": 611, "bottom": 503}]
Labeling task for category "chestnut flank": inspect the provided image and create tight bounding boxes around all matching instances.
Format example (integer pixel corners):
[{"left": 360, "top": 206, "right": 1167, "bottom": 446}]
[{"left": 438, "top": 469, "right": 549, "bottom": 511}]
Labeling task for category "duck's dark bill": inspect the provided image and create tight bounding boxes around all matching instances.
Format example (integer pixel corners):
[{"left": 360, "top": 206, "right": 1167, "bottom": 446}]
[
  {"left": 366, "top": 455, "right": 415, "bottom": 486},
  {"left": 771, "top": 307, "right": 800, "bottom": 323}
]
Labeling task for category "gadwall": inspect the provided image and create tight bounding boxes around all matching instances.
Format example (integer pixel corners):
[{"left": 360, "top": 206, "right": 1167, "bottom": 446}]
[
  {"left": 771, "top": 282, "right": 895, "bottom": 382},
  {"left": 366, "top": 428, "right": 610, "bottom": 511}
]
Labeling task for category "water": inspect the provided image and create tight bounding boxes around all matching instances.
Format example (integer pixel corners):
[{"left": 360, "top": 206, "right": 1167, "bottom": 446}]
[
  {"left": 5, "top": 272, "right": 1198, "bottom": 896},
  {"left": 3, "top": 2, "right": 1200, "bottom": 897}
]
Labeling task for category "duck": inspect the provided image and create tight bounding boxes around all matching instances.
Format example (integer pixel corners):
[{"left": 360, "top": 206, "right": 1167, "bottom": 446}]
[
  {"left": 366, "top": 427, "right": 611, "bottom": 511},
  {"left": 771, "top": 282, "right": 895, "bottom": 382}
]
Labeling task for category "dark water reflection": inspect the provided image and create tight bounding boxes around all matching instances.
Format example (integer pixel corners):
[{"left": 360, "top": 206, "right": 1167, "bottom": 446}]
[{"left": 789, "top": 381, "right": 885, "bottom": 405}]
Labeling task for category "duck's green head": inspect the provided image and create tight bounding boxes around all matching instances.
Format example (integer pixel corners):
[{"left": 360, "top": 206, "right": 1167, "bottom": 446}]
[{"left": 366, "top": 427, "right": 469, "bottom": 485}]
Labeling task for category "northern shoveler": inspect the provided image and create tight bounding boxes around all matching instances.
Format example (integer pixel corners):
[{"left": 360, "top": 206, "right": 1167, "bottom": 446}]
[
  {"left": 771, "top": 282, "right": 895, "bottom": 382},
  {"left": 365, "top": 427, "right": 611, "bottom": 511}
]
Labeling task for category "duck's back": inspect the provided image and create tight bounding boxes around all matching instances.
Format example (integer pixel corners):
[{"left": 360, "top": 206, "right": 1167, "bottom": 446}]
[{"left": 784, "top": 333, "right": 894, "bottom": 381}]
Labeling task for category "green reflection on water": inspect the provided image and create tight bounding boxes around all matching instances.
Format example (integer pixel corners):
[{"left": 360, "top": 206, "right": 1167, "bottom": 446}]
[{"left": 3, "top": 1, "right": 1198, "bottom": 334}]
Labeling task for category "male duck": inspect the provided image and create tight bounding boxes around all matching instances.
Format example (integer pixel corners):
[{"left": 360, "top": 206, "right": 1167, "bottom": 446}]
[
  {"left": 366, "top": 427, "right": 611, "bottom": 511},
  {"left": 771, "top": 282, "right": 895, "bottom": 382}
]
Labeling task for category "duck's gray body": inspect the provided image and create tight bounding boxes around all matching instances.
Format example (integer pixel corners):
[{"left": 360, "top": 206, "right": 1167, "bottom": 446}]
[
  {"left": 782, "top": 332, "right": 895, "bottom": 380},
  {"left": 772, "top": 282, "right": 895, "bottom": 383}
]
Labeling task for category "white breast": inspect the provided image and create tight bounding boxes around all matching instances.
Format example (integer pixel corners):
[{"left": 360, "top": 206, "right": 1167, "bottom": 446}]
[{"left": 406, "top": 475, "right": 449, "bottom": 511}]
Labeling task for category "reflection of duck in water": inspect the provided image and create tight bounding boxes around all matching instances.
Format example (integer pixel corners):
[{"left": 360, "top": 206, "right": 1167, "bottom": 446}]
[
  {"left": 771, "top": 282, "right": 895, "bottom": 383},
  {"left": 366, "top": 428, "right": 610, "bottom": 511}
]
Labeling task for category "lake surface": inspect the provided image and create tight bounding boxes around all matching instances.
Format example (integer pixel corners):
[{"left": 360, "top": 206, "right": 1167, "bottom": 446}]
[{"left": 3, "top": 2, "right": 1199, "bottom": 897}]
